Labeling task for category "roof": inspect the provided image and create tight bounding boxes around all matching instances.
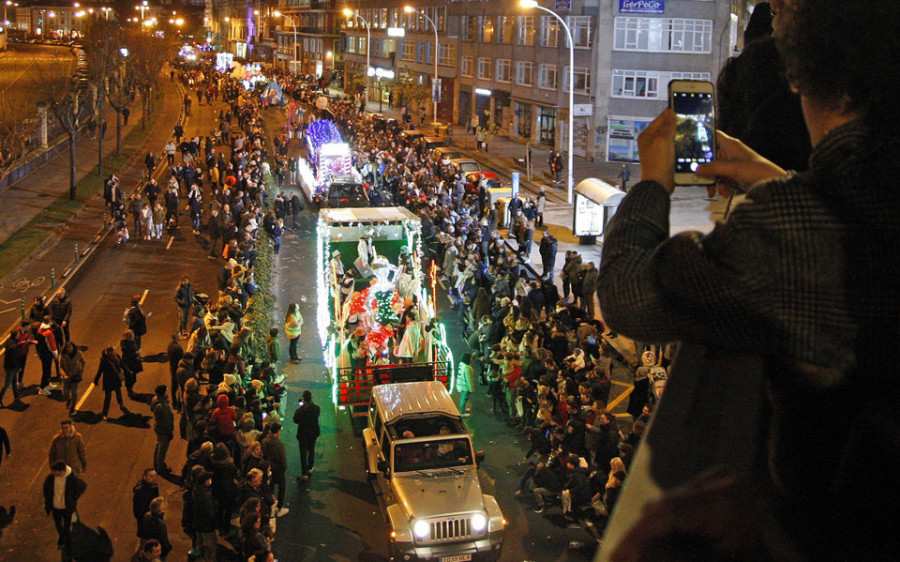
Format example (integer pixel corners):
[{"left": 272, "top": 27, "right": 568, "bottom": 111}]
[
  {"left": 372, "top": 381, "right": 460, "bottom": 424},
  {"left": 319, "top": 206, "right": 420, "bottom": 224}
]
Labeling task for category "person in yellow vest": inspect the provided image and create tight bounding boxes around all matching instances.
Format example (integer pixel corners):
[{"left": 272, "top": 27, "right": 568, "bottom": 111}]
[{"left": 284, "top": 303, "right": 304, "bottom": 363}]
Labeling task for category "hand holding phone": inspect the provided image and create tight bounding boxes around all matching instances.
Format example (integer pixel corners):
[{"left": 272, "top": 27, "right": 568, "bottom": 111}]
[{"left": 669, "top": 80, "right": 716, "bottom": 185}]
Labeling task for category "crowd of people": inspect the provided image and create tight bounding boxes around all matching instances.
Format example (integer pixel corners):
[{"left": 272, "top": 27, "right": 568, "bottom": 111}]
[{"left": 261, "top": 65, "right": 661, "bottom": 545}]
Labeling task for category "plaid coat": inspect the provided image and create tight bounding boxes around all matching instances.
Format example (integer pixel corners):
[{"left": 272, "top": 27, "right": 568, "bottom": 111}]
[{"left": 598, "top": 120, "right": 900, "bottom": 560}]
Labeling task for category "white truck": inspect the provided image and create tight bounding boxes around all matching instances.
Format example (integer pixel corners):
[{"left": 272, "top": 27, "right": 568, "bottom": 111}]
[{"left": 363, "top": 381, "right": 505, "bottom": 561}]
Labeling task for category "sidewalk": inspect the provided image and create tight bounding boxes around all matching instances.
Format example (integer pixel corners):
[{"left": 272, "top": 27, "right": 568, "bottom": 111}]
[{"left": 0, "top": 71, "right": 184, "bottom": 327}]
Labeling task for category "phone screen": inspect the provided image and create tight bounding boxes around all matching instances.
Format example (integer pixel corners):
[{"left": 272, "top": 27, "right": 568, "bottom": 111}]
[{"left": 672, "top": 91, "right": 715, "bottom": 173}]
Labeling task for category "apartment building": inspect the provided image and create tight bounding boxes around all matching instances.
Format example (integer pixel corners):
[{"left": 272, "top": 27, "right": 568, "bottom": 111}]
[{"left": 338, "top": 0, "right": 757, "bottom": 161}]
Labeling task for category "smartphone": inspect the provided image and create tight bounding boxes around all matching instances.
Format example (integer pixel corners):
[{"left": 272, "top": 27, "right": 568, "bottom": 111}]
[{"left": 668, "top": 80, "right": 716, "bottom": 185}]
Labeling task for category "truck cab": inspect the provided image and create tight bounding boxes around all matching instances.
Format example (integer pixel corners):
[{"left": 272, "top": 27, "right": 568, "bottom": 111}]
[{"left": 363, "top": 381, "right": 505, "bottom": 561}]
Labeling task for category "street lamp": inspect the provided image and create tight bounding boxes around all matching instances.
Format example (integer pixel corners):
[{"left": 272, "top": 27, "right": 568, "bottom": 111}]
[
  {"left": 273, "top": 11, "right": 298, "bottom": 74},
  {"left": 404, "top": 5, "right": 439, "bottom": 126},
  {"left": 3, "top": 1, "right": 12, "bottom": 26},
  {"left": 342, "top": 9, "right": 371, "bottom": 105},
  {"left": 521, "top": 0, "right": 574, "bottom": 204}
]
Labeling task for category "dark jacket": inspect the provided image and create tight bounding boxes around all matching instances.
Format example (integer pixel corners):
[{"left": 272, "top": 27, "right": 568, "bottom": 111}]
[
  {"left": 138, "top": 512, "right": 171, "bottom": 558},
  {"left": 132, "top": 479, "right": 160, "bottom": 521},
  {"left": 293, "top": 402, "right": 321, "bottom": 438},
  {"left": 190, "top": 483, "right": 217, "bottom": 534},
  {"left": 48, "top": 296, "right": 73, "bottom": 325},
  {"left": 564, "top": 466, "right": 591, "bottom": 509},
  {"left": 43, "top": 469, "right": 86, "bottom": 515},
  {"left": 153, "top": 397, "right": 175, "bottom": 438},
  {"left": 93, "top": 350, "right": 124, "bottom": 391},
  {"left": 261, "top": 434, "right": 287, "bottom": 476},
  {"left": 174, "top": 283, "right": 194, "bottom": 310},
  {"left": 533, "top": 465, "right": 562, "bottom": 492}
]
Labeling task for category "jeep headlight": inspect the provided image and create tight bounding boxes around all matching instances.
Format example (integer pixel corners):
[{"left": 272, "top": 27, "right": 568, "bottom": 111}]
[
  {"left": 471, "top": 513, "right": 487, "bottom": 533},
  {"left": 413, "top": 519, "right": 430, "bottom": 540}
]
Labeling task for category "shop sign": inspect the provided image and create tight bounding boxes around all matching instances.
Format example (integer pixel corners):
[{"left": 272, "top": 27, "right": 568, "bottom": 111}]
[
  {"left": 573, "top": 104, "right": 592, "bottom": 116},
  {"left": 619, "top": 0, "right": 665, "bottom": 14}
]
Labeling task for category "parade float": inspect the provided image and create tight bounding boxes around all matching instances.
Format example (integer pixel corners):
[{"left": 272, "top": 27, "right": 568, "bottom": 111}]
[{"left": 316, "top": 207, "right": 455, "bottom": 418}]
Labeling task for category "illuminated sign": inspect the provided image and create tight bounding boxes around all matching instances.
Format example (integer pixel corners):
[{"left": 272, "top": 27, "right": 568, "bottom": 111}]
[
  {"left": 475, "top": 88, "right": 492, "bottom": 96},
  {"left": 387, "top": 27, "right": 405, "bottom": 37},
  {"left": 368, "top": 67, "right": 395, "bottom": 79},
  {"left": 619, "top": 0, "right": 664, "bottom": 14}
]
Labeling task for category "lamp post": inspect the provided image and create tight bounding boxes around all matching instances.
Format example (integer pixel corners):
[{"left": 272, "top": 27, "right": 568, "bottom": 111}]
[
  {"left": 521, "top": 0, "right": 574, "bottom": 204},
  {"left": 274, "top": 11, "right": 298, "bottom": 74},
  {"left": 3, "top": 1, "right": 13, "bottom": 26},
  {"left": 404, "top": 6, "right": 439, "bottom": 126},
  {"left": 342, "top": 9, "right": 370, "bottom": 106}
]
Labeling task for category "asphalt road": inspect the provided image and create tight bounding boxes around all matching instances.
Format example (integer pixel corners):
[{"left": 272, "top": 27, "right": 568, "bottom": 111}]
[{"left": 0, "top": 43, "right": 74, "bottom": 121}]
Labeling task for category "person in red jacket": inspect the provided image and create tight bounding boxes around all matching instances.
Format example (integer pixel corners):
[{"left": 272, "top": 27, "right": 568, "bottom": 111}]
[{"left": 209, "top": 394, "right": 237, "bottom": 440}]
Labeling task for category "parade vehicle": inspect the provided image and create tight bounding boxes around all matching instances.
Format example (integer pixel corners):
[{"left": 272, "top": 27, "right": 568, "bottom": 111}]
[
  {"left": 363, "top": 381, "right": 505, "bottom": 561},
  {"left": 316, "top": 207, "right": 455, "bottom": 421},
  {"left": 297, "top": 119, "right": 365, "bottom": 204}
]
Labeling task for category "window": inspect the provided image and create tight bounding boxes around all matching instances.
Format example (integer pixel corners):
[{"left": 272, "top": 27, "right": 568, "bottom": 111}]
[
  {"left": 567, "top": 16, "right": 592, "bottom": 49},
  {"left": 346, "top": 36, "right": 356, "bottom": 54},
  {"left": 538, "top": 63, "right": 557, "bottom": 90},
  {"left": 515, "top": 61, "right": 534, "bottom": 86},
  {"left": 463, "top": 15, "right": 478, "bottom": 42},
  {"left": 438, "top": 43, "right": 455, "bottom": 66},
  {"left": 401, "top": 39, "right": 415, "bottom": 61},
  {"left": 461, "top": 55, "right": 474, "bottom": 77},
  {"left": 498, "top": 16, "right": 515, "bottom": 44},
  {"left": 518, "top": 16, "right": 536, "bottom": 46},
  {"left": 564, "top": 66, "right": 591, "bottom": 94},
  {"left": 435, "top": 6, "right": 447, "bottom": 32},
  {"left": 358, "top": 37, "right": 367, "bottom": 57},
  {"left": 614, "top": 17, "right": 713, "bottom": 53},
  {"left": 481, "top": 16, "right": 495, "bottom": 43},
  {"left": 611, "top": 69, "right": 711, "bottom": 99},
  {"left": 478, "top": 57, "right": 493, "bottom": 81},
  {"left": 541, "top": 16, "right": 558, "bottom": 47},
  {"left": 496, "top": 59, "right": 512, "bottom": 83},
  {"left": 379, "top": 8, "right": 388, "bottom": 29},
  {"left": 425, "top": 41, "right": 433, "bottom": 64}
]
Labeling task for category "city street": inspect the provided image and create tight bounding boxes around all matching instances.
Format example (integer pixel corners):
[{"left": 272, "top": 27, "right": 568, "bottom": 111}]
[{"left": 0, "top": 43, "right": 74, "bottom": 121}]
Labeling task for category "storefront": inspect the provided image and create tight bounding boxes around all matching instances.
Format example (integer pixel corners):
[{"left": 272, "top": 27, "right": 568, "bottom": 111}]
[
  {"left": 513, "top": 101, "right": 533, "bottom": 140},
  {"left": 607, "top": 116, "right": 652, "bottom": 162},
  {"left": 539, "top": 107, "right": 557, "bottom": 147}
]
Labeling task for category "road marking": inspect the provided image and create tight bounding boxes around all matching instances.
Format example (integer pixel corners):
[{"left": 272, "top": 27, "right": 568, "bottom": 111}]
[
  {"left": 0, "top": 307, "right": 16, "bottom": 315},
  {"left": 606, "top": 380, "right": 634, "bottom": 411},
  {"left": 166, "top": 236, "right": 174, "bottom": 250},
  {"left": 75, "top": 382, "right": 95, "bottom": 411},
  {"left": 139, "top": 289, "right": 149, "bottom": 305}
]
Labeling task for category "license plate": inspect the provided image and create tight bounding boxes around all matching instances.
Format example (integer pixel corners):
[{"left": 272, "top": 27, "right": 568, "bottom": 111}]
[{"left": 440, "top": 556, "right": 472, "bottom": 562}]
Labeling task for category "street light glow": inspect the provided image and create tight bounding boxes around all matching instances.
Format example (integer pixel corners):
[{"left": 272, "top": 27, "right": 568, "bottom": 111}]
[
  {"left": 520, "top": 0, "right": 538, "bottom": 6},
  {"left": 342, "top": 8, "right": 352, "bottom": 16},
  {"left": 403, "top": 5, "right": 415, "bottom": 13}
]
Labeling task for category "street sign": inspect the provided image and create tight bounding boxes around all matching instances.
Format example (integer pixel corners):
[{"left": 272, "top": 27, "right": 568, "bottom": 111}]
[{"left": 511, "top": 172, "right": 520, "bottom": 198}]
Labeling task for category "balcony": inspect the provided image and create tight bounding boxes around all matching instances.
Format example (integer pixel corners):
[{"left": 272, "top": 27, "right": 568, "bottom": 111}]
[{"left": 309, "top": 0, "right": 335, "bottom": 9}]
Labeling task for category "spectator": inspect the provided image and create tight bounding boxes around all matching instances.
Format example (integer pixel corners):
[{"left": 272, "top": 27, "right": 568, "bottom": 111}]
[
  {"left": 152, "top": 385, "right": 175, "bottom": 474},
  {"left": 292, "top": 390, "right": 320, "bottom": 481},
  {"left": 43, "top": 460, "right": 86, "bottom": 553},
  {"left": 261, "top": 423, "right": 289, "bottom": 517},
  {"left": 48, "top": 420, "right": 87, "bottom": 475},
  {"left": 132, "top": 469, "right": 159, "bottom": 537}
]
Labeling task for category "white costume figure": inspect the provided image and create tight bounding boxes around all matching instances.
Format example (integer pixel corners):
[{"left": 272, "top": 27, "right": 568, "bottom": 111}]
[
  {"left": 394, "top": 321, "right": 424, "bottom": 361},
  {"left": 330, "top": 250, "right": 345, "bottom": 283},
  {"left": 357, "top": 236, "right": 376, "bottom": 268}
]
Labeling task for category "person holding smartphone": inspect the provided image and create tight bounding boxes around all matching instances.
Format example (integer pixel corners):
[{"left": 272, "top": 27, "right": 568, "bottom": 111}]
[{"left": 597, "top": 1, "right": 900, "bottom": 560}]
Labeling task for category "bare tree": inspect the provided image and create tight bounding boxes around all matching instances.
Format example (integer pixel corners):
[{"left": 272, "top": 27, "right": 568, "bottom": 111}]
[
  {"left": 81, "top": 18, "right": 123, "bottom": 172},
  {"left": 34, "top": 68, "right": 89, "bottom": 200},
  {"left": 0, "top": 95, "right": 33, "bottom": 185},
  {"left": 124, "top": 33, "right": 170, "bottom": 129}
]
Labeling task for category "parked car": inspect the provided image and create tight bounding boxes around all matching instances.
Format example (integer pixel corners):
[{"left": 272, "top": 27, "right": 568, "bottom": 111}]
[
  {"left": 398, "top": 129, "right": 428, "bottom": 145},
  {"left": 449, "top": 158, "right": 481, "bottom": 175},
  {"left": 433, "top": 147, "right": 462, "bottom": 164},
  {"left": 418, "top": 136, "right": 446, "bottom": 152}
]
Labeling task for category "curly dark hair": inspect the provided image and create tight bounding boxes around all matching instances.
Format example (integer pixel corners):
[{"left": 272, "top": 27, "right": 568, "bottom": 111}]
[{"left": 776, "top": 0, "right": 900, "bottom": 131}]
